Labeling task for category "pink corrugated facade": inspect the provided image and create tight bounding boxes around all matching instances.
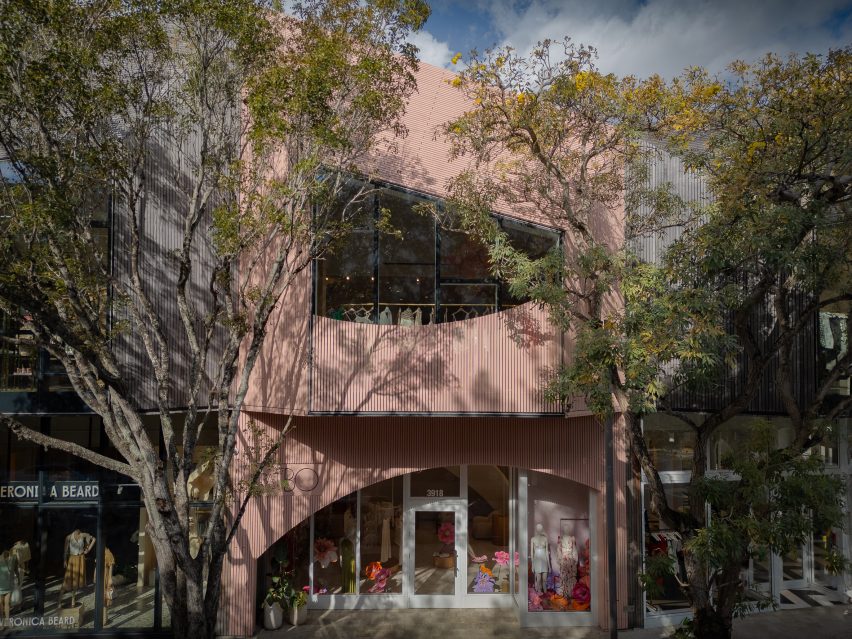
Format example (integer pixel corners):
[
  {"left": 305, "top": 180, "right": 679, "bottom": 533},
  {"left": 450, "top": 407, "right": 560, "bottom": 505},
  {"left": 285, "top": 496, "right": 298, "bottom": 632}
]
[
  {"left": 222, "top": 413, "right": 629, "bottom": 635},
  {"left": 227, "top": 59, "right": 630, "bottom": 636}
]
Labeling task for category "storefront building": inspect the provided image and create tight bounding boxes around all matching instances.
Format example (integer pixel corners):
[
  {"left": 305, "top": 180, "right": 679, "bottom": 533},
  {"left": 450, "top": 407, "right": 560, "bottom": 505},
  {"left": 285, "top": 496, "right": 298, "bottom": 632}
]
[
  {"left": 211, "top": 61, "right": 634, "bottom": 636},
  {"left": 1, "top": 56, "right": 848, "bottom": 639}
]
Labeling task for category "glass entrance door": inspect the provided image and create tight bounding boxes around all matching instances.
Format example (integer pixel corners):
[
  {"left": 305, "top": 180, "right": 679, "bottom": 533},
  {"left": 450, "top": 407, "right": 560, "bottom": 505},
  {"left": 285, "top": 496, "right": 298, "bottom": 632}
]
[{"left": 405, "top": 502, "right": 465, "bottom": 607}]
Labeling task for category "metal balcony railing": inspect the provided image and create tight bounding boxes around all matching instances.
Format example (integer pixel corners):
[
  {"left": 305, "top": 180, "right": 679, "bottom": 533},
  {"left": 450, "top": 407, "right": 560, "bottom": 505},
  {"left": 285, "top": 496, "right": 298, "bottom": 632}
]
[{"left": 332, "top": 301, "right": 503, "bottom": 326}]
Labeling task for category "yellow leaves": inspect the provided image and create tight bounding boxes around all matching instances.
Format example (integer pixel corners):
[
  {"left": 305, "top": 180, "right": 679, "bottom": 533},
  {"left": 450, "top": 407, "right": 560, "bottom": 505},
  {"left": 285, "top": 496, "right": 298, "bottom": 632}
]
[
  {"left": 698, "top": 83, "right": 722, "bottom": 101},
  {"left": 451, "top": 52, "right": 462, "bottom": 65},
  {"left": 450, "top": 77, "right": 462, "bottom": 88},
  {"left": 574, "top": 71, "right": 590, "bottom": 91},
  {"left": 746, "top": 140, "right": 766, "bottom": 162},
  {"left": 473, "top": 97, "right": 482, "bottom": 105},
  {"left": 495, "top": 55, "right": 505, "bottom": 68},
  {"left": 516, "top": 92, "right": 526, "bottom": 104}
]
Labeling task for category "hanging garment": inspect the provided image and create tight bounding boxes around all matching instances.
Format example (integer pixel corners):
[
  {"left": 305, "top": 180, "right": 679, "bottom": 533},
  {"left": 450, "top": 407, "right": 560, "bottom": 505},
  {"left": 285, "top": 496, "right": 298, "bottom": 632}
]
[
  {"left": 558, "top": 536, "right": 578, "bottom": 598},
  {"left": 0, "top": 554, "right": 16, "bottom": 595},
  {"left": 820, "top": 313, "right": 835, "bottom": 349},
  {"left": 340, "top": 537, "right": 356, "bottom": 593},
  {"left": 379, "top": 307, "right": 393, "bottom": 325},
  {"left": 12, "top": 541, "right": 30, "bottom": 564},
  {"left": 398, "top": 308, "right": 416, "bottom": 326},
  {"left": 380, "top": 518, "right": 392, "bottom": 563},
  {"left": 103, "top": 548, "right": 116, "bottom": 607}
]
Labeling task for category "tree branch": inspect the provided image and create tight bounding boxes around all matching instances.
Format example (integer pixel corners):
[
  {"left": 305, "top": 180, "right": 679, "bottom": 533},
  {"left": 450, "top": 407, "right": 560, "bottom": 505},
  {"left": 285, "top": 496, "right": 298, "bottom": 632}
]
[{"left": 1, "top": 414, "right": 135, "bottom": 479}]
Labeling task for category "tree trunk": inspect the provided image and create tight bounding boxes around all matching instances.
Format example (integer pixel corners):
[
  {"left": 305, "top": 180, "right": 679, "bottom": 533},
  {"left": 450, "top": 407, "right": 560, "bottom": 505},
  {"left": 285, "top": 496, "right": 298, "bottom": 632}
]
[
  {"left": 693, "top": 604, "right": 733, "bottom": 639},
  {"left": 683, "top": 543, "right": 741, "bottom": 639},
  {"left": 160, "top": 561, "right": 217, "bottom": 639}
]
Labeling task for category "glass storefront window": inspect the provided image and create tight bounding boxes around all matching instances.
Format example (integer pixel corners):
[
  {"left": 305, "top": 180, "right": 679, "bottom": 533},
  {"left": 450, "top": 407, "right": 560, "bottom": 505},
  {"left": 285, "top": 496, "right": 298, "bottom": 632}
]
[
  {"left": 100, "top": 506, "right": 155, "bottom": 629},
  {"left": 0, "top": 312, "right": 37, "bottom": 391},
  {"left": 313, "top": 493, "right": 357, "bottom": 595},
  {"left": 439, "top": 227, "right": 491, "bottom": 280},
  {"left": 39, "top": 508, "right": 100, "bottom": 631},
  {"left": 316, "top": 185, "right": 376, "bottom": 323},
  {"left": 314, "top": 184, "right": 560, "bottom": 324},
  {"left": 467, "top": 466, "right": 510, "bottom": 594},
  {"left": 1, "top": 506, "right": 37, "bottom": 629},
  {"left": 258, "top": 517, "right": 310, "bottom": 620},
  {"left": 1, "top": 419, "right": 40, "bottom": 481},
  {"left": 527, "top": 471, "right": 591, "bottom": 612},
  {"left": 378, "top": 189, "right": 435, "bottom": 324},
  {"left": 359, "top": 477, "right": 403, "bottom": 594},
  {"left": 643, "top": 414, "right": 696, "bottom": 473},
  {"left": 643, "top": 483, "right": 690, "bottom": 612},
  {"left": 409, "top": 467, "right": 460, "bottom": 498}
]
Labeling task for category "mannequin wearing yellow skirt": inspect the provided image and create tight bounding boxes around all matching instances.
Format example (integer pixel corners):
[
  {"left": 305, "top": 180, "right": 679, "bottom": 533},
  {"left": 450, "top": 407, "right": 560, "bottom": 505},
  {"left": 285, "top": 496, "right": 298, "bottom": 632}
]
[{"left": 60, "top": 530, "right": 95, "bottom": 608}]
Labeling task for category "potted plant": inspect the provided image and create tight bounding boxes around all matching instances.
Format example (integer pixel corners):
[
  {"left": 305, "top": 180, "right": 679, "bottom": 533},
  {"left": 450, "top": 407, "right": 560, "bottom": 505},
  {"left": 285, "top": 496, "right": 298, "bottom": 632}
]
[
  {"left": 284, "top": 587, "right": 309, "bottom": 626},
  {"left": 262, "top": 576, "right": 287, "bottom": 630},
  {"left": 824, "top": 547, "right": 850, "bottom": 591}
]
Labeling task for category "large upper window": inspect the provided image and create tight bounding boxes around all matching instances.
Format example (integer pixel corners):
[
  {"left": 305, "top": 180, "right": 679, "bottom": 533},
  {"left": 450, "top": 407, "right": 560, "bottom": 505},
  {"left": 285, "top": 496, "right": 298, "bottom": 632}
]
[{"left": 315, "top": 184, "right": 559, "bottom": 324}]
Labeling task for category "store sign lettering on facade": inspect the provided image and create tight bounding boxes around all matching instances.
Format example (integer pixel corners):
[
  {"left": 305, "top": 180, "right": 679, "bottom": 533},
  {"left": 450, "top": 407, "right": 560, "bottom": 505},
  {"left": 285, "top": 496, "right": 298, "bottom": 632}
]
[
  {"left": 0, "top": 481, "right": 100, "bottom": 502},
  {"left": 279, "top": 467, "right": 320, "bottom": 493}
]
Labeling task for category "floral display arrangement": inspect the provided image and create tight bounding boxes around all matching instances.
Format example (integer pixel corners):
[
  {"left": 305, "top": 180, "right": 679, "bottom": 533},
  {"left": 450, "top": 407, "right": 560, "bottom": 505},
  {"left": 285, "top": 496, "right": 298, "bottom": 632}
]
[
  {"left": 364, "top": 561, "right": 395, "bottom": 593},
  {"left": 436, "top": 522, "right": 455, "bottom": 555},
  {"left": 314, "top": 538, "right": 338, "bottom": 568},
  {"left": 528, "top": 539, "right": 592, "bottom": 612}
]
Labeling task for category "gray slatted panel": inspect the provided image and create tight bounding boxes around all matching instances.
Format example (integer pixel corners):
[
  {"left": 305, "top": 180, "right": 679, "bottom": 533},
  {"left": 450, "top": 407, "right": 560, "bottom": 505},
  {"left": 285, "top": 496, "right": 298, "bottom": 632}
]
[
  {"left": 112, "top": 130, "right": 225, "bottom": 410},
  {"left": 629, "top": 142, "right": 817, "bottom": 414}
]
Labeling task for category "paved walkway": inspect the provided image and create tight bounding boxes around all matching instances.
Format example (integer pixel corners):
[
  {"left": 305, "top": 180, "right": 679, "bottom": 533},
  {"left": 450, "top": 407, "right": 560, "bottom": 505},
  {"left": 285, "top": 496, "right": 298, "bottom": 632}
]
[{"left": 257, "top": 605, "right": 851, "bottom": 639}]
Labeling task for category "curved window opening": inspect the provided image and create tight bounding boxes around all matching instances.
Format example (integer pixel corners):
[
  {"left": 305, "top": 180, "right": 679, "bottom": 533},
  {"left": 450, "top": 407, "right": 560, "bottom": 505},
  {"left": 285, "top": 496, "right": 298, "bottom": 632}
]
[{"left": 315, "top": 183, "right": 559, "bottom": 325}]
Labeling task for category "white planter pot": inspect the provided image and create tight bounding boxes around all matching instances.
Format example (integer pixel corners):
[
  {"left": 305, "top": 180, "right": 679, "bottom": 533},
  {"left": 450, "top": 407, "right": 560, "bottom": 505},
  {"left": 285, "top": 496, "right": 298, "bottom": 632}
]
[
  {"left": 287, "top": 605, "right": 308, "bottom": 626},
  {"left": 263, "top": 602, "right": 284, "bottom": 630}
]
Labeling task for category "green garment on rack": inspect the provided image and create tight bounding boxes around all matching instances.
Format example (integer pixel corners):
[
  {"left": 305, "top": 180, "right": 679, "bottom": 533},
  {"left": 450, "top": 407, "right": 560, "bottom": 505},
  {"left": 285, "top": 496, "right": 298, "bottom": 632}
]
[{"left": 340, "top": 537, "right": 355, "bottom": 593}]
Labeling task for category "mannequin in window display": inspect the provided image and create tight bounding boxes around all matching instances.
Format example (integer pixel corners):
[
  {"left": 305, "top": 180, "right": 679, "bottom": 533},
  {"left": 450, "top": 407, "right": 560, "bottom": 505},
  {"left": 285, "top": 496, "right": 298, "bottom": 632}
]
[
  {"left": 187, "top": 458, "right": 215, "bottom": 501},
  {"left": 557, "top": 523, "right": 578, "bottom": 598},
  {"left": 102, "top": 548, "right": 115, "bottom": 624},
  {"left": 530, "top": 524, "right": 550, "bottom": 593},
  {"left": 12, "top": 541, "right": 30, "bottom": 577},
  {"left": 60, "top": 529, "right": 95, "bottom": 608},
  {"left": 0, "top": 548, "right": 20, "bottom": 628}
]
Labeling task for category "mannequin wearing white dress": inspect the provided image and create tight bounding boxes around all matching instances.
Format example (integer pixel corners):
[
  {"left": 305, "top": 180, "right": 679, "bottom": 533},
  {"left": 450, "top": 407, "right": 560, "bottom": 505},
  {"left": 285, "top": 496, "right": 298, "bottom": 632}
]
[{"left": 530, "top": 524, "right": 549, "bottom": 593}]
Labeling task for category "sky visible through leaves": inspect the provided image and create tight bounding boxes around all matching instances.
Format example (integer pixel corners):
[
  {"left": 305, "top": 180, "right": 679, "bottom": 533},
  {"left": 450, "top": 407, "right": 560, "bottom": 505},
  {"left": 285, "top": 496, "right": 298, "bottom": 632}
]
[{"left": 412, "top": 0, "right": 852, "bottom": 76}]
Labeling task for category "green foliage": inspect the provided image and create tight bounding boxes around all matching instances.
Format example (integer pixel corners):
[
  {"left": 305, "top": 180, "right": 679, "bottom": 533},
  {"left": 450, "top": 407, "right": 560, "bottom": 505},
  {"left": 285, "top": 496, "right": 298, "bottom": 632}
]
[
  {"left": 687, "top": 419, "right": 845, "bottom": 604},
  {"left": 638, "top": 551, "right": 677, "bottom": 601}
]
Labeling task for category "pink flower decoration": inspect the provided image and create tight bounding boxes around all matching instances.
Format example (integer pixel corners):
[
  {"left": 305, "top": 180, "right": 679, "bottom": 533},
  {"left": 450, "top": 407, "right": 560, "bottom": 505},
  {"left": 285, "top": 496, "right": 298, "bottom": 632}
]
[
  {"left": 471, "top": 554, "right": 488, "bottom": 563},
  {"left": 514, "top": 551, "right": 520, "bottom": 566},
  {"left": 493, "top": 550, "right": 510, "bottom": 566},
  {"left": 437, "top": 522, "right": 455, "bottom": 544},
  {"left": 528, "top": 587, "right": 543, "bottom": 611},
  {"left": 571, "top": 581, "right": 591, "bottom": 605}
]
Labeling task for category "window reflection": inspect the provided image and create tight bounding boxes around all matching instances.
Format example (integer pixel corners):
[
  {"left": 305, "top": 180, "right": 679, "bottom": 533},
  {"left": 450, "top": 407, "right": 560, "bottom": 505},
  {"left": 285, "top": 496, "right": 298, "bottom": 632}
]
[
  {"left": 316, "top": 189, "right": 375, "bottom": 323},
  {"left": 644, "top": 483, "right": 689, "bottom": 612},
  {"left": 467, "top": 466, "right": 510, "bottom": 594},
  {"left": 643, "top": 414, "right": 696, "bottom": 473},
  {"left": 359, "top": 477, "right": 403, "bottom": 594}
]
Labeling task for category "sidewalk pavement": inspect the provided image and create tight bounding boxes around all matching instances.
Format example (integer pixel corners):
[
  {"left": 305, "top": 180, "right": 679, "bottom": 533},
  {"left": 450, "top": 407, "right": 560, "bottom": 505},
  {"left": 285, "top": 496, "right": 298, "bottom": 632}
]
[{"left": 257, "top": 605, "right": 851, "bottom": 639}]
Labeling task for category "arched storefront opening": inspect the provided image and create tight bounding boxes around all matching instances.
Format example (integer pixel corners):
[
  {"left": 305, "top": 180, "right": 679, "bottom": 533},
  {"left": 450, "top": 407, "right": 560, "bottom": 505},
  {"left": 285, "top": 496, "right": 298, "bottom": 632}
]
[{"left": 255, "top": 466, "right": 596, "bottom": 626}]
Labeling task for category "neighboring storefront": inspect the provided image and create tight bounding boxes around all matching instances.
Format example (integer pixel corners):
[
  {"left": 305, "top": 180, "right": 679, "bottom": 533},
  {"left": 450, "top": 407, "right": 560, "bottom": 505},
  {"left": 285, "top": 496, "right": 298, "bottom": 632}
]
[
  {"left": 641, "top": 414, "right": 852, "bottom": 628},
  {"left": 0, "top": 415, "right": 213, "bottom": 636}
]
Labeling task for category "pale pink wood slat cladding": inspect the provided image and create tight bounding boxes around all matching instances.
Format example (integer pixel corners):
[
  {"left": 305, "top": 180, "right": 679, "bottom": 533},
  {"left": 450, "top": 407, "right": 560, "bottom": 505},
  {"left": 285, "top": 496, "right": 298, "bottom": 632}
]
[
  {"left": 311, "top": 302, "right": 568, "bottom": 414},
  {"left": 220, "top": 411, "right": 629, "bottom": 635}
]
